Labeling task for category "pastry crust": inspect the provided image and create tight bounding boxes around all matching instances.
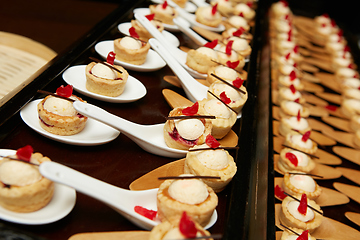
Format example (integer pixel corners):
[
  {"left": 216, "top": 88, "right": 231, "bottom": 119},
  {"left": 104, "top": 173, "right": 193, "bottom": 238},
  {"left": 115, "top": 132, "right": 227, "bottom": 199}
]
[
  {"left": 279, "top": 195, "right": 323, "bottom": 232},
  {"left": 278, "top": 148, "right": 316, "bottom": 174},
  {"left": 282, "top": 172, "right": 322, "bottom": 200},
  {"left": 186, "top": 49, "right": 219, "bottom": 74},
  {"left": 195, "top": 6, "right": 222, "bottom": 28},
  {"left": 0, "top": 153, "right": 54, "bottom": 213},
  {"left": 149, "top": 4, "right": 178, "bottom": 25},
  {"left": 37, "top": 95, "right": 88, "bottom": 136},
  {"left": 130, "top": 19, "right": 164, "bottom": 41},
  {"left": 85, "top": 62, "right": 128, "bottom": 97},
  {"left": 157, "top": 179, "right": 218, "bottom": 227},
  {"left": 284, "top": 133, "right": 318, "bottom": 155},
  {"left": 163, "top": 107, "right": 213, "bottom": 150},
  {"left": 113, "top": 37, "right": 150, "bottom": 65},
  {"left": 184, "top": 147, "right": 237, "bottom": 192}
]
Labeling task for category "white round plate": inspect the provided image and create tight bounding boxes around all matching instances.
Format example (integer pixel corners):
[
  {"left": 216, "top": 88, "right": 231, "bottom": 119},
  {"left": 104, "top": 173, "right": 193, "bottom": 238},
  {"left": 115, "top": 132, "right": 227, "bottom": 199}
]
[
  {"left": 20, "top": 99, "right": 120, "bottom": 146},
  {"left": 118, "top": 22, "right": 180, "bottom": 47},
  {"left": 95, "top": 40, "right": 166, "bottom": 72},
  {"left": 62, "top": 65, "right": 147, "bottom": 103},
  {"left": 150, "top": 0, "right": 197, "bottom": 13},
  {"left": 0, "top": 150, "right": 76, "bottom": 225},
  {"left": 133, "top": 8, "right": 180, "bottom": 32}
]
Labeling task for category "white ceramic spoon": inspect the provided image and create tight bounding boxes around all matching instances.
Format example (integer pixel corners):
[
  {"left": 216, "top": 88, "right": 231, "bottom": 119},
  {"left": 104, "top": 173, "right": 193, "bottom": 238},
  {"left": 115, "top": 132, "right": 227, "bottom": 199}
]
[
  {"left": 39, "top": 161, "right": 218, "bottom": 230},
  {"left": 173, "top": 17, "right": 208, "bottom": 46},
  {"left": 72, "top": 101, "right": 187, "bottom": 158},
  {"left": 134, "top": 13, "right": 207, "bottom": 79}
]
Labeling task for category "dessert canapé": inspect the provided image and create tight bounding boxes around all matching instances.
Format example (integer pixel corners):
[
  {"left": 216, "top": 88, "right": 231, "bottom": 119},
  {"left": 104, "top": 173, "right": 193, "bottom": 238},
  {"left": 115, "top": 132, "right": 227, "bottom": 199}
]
[
  {"left": 282, "top": 172, "right": 322, "bottom": 200},
  {"left": 195, "top": 4, "right": 222, "bottom": 28},
  {"left": 130, "top": 13, "right": 164, "bottom": 41},
  {"left": 185, "top": 138, "right": 237, "bottom": 192},
  {"left": 37, "top": 85, "right": 88, "bottom": 136},
  {"left": 186, "top": 40, "right": 219, "bottom": 74},
  {"left": 0, "top": 145, "right": 54, "bottom": 213},
  {"left": 163, "top": 102, "right": 213, "bottom": 150},
  {"left": 279, "top": 100, "right": 310, "bottom": 118},
  {"left": 278, "top": 148, "right": 316, "bottom": 173},
  {"left": 157, "top": 173, "right": 218, "bottom": 227},
  {"left": 85, "top": 52, "right": 129, "bottom": 97},
  {"left": 284, "top": 131, "right": 318, "bottom": 155},
  {"left": 206, "top": 64, "right": 244, "bottom": 86},
  {"left": 278, "top": 110, "right": 311, "bottom": 136},
  {"left": 149, "top": 1, "right": 178, "bottom": 25},
  {"left": 113, "top": 28, "right": 150, "bottom": 65},
  {"left": 149, "top": 212, "right": 212, "bottom": 240}
]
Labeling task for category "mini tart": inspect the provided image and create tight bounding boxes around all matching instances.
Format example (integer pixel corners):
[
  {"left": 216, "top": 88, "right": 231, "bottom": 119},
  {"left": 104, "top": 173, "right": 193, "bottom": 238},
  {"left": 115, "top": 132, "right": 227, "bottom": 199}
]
[
  {"left": 278, "top": 75, "right": 304, "bottom": 91},
  {"left": 85, "top": 62, "right": 128, "bottom": 97},
  {"left": 186, "top": 48, "right": 219, "bottom": 74},
  {"left": 184, "top": 146, "right": 237, "bottom": 192},
  {"left": 206, "top": 65, "right": 246, "bottom": 86},
  {"left": 279, "top": 101, "right": 310, "bottom": 118},
  {"left": 224, "top": 15, "right": 250, "bottom": 32},
  {"left": 113, "top": 37, "right": 150, "bottom": 65},
  {"left": 208, "top": 82, "right": 248, "bottom": 114},
  {"left": 280, "top": 227, "right": 317, "bottom": 240},
  {"left": 340, "top": 99, "right": 360, "bottom": 119},
  {"left": 278, "top": 116, "right": 311, "bottom": 137},
  {"left": 221, "top": 27, "right": 253, "bottom": 43},
  {"left": 37, "top": 95, "right": 88, "bottom": 136},
  {"left": 223, "top": 37, "right": 252, "bottom": 58},
  {"left": 279, "top": 195, "right": 323, "bottom": 232},
  {"left": 282, "top": 172, "right": 322, "bottom": 200},
  {"left": 216, "top": 46, "right": 246, "bottom": 72},
  {"left": 195, "top": 6, "right": 222, "bottom": 28},
  {"left": 198, "top": 98, "right": 237, "bottom": 139},
  {"left": 0, "top": 153, "right": 54, "bottom": 213},
  {"left": 350, "top": 115, "right": 360, "bottom": 132},
  {"left": 163, "top": 107, "right": 213, "bottom": 150},
  {"left": 277, "top": 87, "right": 306, "bottom": 104},
  {"left": 130, "top": 19, "right": 164, "bottom": 41},
  {"left": 284, "top": 133, "right": 318, "bottom": 155},
  {"left": 278, "top": 148, "right": 316, "bottom": 174},
  {"left": 149, "top": 4, "right": 178, "bottom": 25},
  {"left": 149, "top": 219, "right": 212, "bottom": 240},
  {"left": 157, "top": 179, "right": 218, "bottom": 227},
  {"left": 353, "top": 130, "right": 360, "bottom": 148}
]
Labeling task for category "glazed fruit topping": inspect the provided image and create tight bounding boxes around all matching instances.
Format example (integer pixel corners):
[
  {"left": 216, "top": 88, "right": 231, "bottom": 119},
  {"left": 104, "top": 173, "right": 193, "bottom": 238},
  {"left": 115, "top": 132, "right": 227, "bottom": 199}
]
[
  {"left": 325, "top": 105, "right": 337, "bottom": 111},
  {"left": 206, "top": 134, "right": 220, "bottom": 148},
  {"left": 233, "top": 77, "right": 244, "bottom": 88},
  {"left": 285, "top": 52, "right": 291, "bottom": 60},
  {"left": 145, "top": 13, "right": 155, "bottom": 21},
  {"left": 226, "top": 60, "right": 240, "bottom": 69},
  {"left": 274, "top": 185, "right": 287, "bottom": 200},
  {"left": 225, "top": 40, "right": 234, "bottom": 56},
  {"left": 56, "top": 85, "right": 73, "bottom": 98},
  {"left": 129, "top": 27, "right": 139, "bottom": 39},
  {"left": 298, "top": 193, "right": 308, "bottom": 215},
  {"left": 290, "top": 84, "right": 296, "bottom": 94},
  {"left": 16, "top": 145, "right": 34, "bottom": 162},
  {"left": 220, "top": 91, "right": 231, "bottom": 104},
  {"left": 285, "top": 152, "right": 298, "bottom": 166},
  {"left": 204, "top": 39, "right": 218, "bottom": 49},
  {"left": 179, "top": 212, "right": 197, "bottom": 238},
  {"left": 289, "top": 70, "right": 296, "bottom": 81},
  {"left": 134, "top": 206, "right": 157, "bottom": 220},
  {"left": 293, "top": 45, "right": 299, "bottom": 54},
  {"left": 182, "top": 102, "right": 199, "bottom": 116},
  {"left": 162, "top": 0, "right": 168, "bottom": 9},
  {"left": 246, "top": 2, "right": 253, "bottom": 7},
  {"left": 294, "top": 98, "right": 300, "bottom": 103},
  {"left": 297, "top": 109, "right": 301, "bottom": 121},
  {"left": 296, "top": 230, "right": 309, "bottom": 240},
  {"left": 106, "top": 51, "right": 116, "bottom": 65},
  {"left": 280, "top": 0, "right": 288, "bottom": 7},
  {"left": 239, "top": 12, "right": 244, "bottom": 17},
  {"left": 233, "top": 27, "right": 245, "bottom": 37},
  {"left": 301, "top": 131, "right": 311, "bottom": 142},
  {"left": 211, "top": 3, "right": 218, "bottom": 15}
]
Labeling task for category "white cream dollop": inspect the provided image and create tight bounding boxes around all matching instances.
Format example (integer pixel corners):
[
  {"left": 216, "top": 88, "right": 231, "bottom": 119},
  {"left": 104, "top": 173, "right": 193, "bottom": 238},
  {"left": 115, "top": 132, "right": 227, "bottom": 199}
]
[
  {"left": 197, "top": 47, "right": 218, "bottom": 60},
  {"left": 290, "top": 134, "right": 313, "bottom": 149},
  {"left": 168, "top": 175, "right": 209, "bottom": 205},
  {"left": 204, "top": 99, "right": 231, "bottom": 119},
  {"left": 289, "top": 150, "right": 309, "bottom": 167},
  {"left": 287, "top": 200, "right": 315, "bottom": 222},
  {"left": 279, "top": 87, "right": 302, "bottom": 101},
  {"left": 120, "top": 36, "right": 142, "bottom": 49},
  {"left": 227, "top": 16, "right": 248, "bottom": 29},
  {"left": 0, "top": 160, "right": 42, "bottom": 186},
  {"left": 43, "top": 96, "right": 77, "bottom": 116},
  {"left": 175, "top": 119, "right": 205, "bottom": 140},
  {"left": 290, "top": 174, "right": 316, "bottom": 192},
  {"left": 197, "top": 148, "right": 229, "bottom": 170},
  {"left": 228, "top": 37, "right": 250, "bottom": 51},
  {"left": 283, "top": 117, "right": 309, "bottom": 131},
  {"left": 283, "top": 101, "right": 303, "bottom": 115},
  {"left": 214, "top": 65, "right": 238, "bottom": 81},
  {"left": 91, "top": 63, "right": 117, "bottom": 79}
]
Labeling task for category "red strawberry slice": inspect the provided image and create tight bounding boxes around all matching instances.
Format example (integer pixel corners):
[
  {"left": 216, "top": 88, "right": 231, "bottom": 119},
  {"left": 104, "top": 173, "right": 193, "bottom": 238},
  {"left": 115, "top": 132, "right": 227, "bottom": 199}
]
[
  {"left": 162, "top": 0, "right": 168, "bottom": 9},
  {"left": 211, "top": 3, "right": 218, "bottom": 15},
  {"left": 233, "top": 77, "right": 244, "bottom": 88},
  {"left": 232, "top": 27, "right": 244, "bottom": 37},
  {"left": 145, "top": 13, "right": 155, "bottom": 21},
  {"left": 220, "top": 91, "right": 231, "bottom": 104},
  {"left": 206, "top": 134, "right": 220, "bottom": 148},
  {"left": 16, "top": 145, "right": 34, "bottom": 162},
  {"left": 182, "top": 102, "right": 199, "bottom": 116},
  {"left": 226, "top": 60, "right": 240, "bottom": 69},
  {"left": 298, "top": 193, "right": 308, "bottom": 215},
  {"left": 289, "top": 70, "right": 296, "bottom": 81},
  {"left": 301, "top": 131, "right": 311, "bottom": 142},
  {"left": 290, "top": 84, "right": 296, "bottom": 94},
  {"left": 285, "top": 152, "right": 298, "bottom": 166},
  {"left": 297, "top": 110, "right": 301, "bottom": 121},
  {"left": 296, "top": 230, "right": 309, "bottom": 240},
  {"left": 106, "top": 51, "right": 116, "bottom": 65},
  {"left": 325, "top": 105, "right": 337, "bottom": 111},
  {"left": 179, "top": 212, "right": 197, "bottom": 238},
  {"left": 204, "top": 39, "right": 218, "bottom": 49},
  {"left": 56, "top": 85, "right": 73, "bottom": 98},
  {"left": 226, "top": 40, "right": 234, "bottom": 56}
]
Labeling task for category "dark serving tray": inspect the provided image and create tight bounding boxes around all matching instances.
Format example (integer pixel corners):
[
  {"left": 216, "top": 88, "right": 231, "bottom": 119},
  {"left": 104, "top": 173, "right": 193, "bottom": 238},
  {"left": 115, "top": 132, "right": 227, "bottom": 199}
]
[{"left": 0, "top": 0, "right": 274, "bottom": 239}]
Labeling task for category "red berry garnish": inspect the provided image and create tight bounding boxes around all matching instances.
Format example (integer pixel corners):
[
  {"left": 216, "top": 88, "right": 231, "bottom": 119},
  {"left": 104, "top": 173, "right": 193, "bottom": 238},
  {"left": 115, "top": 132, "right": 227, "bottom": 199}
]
[
  {"left": 325, "top": 105, "right": 337, "bottom": 111},
  {"left": 298, "top": 193, "right": 308, "bottom": 215},
  {"left": 206, "top": 134, "right": 220, "bottom": 148},
  {"left": 239, "top": 12, "right": 244, "bottom": 17},
  {"left": 246, "top": 2, "right": 253, "bottom": 7},
  {"left": 106, "top": 51, "right": 116, "bottom": 65},
  {"left": 211, "top": 3, "right": 218, "bottom": 15},
  {"left": 220, "top": 91, "right": 231, "bottom": 104},
  {"left": 330, "top": 19, "right": 336, "bottom": 28},
  {"left": 297, "top": 109, "right": 301, "bottom": 121},
  {"left": 56, "top": 85, "right": 73, "bottom": 98},
  {"left": 285, "top": 52, "right": 291, "bottom": 60},
  {"left": 322, "top": 13, "right": 329, "bottom": 18},
  {"left": 225, "top": 40, "right": 233, "bottom": 56},
  {"left": 301, "top": 131, "right": 311, "bottom": 142},
  {"left": 296, "top": 230, "right": 309, "bottom": 240},
  {"left": 179, "top": 212, "right": 197, "bottom": 238},
  {"left": 232, "top": 27, "right": 244, "bottom": 37},
  {"left": 145, "top": 13, "right": 155, "bottom": 21},
  {"left": 294, "top": 98, "right": 300, "bottom": 103},
  {"left": 233, "top": 77, "right": 244, "bottom": 88},
  {"left": 129, "top": 27, "right": 139, "bottom": 39},
  {"left": 285, "top": 152, "right": 298, "bottom": 166},
  {"left": 293, "top": 45, "right": 299, "bottom": 54},
  {"left": 289, "top": 70, "right": 296, "bottom": 81},
  {"left": 226, "top": 60, "right": 240, "bottom": 69},
  {"left": 162, "top": 0, "right": 168, "bottom": 9},
  {"left": 182, "top": 102, "right": 199, "bottom": 116},
  {"left": 290, "top": 84, "right": 296, "bottom": 94},
  {"left": 280, "top": 0, "right": 288, "bottom": 7},
  {"left": 16, "top": 145, "right": 33, "bottom": 162},
  {"left": 293, "top": 62, "right": 297, "bottom": 68},
  {"left": 134, "top": 206, "right": 157, "bottom": 220},
  {"left": 204, "top": 39, "right": 218, "bottom": 49},
  {"left": 338, "top": 29, "right": 343, "bottom": 37},
  {"left": 275, "top": 185, "right": 287, "bottom": 200}
]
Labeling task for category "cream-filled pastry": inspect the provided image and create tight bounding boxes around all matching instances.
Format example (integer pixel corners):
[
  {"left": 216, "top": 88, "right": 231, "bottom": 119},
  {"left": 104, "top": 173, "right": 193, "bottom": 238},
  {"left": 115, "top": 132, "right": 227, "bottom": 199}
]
[
  {"left": 196, "top": 4, "right": 222, "bottom": 28},
  {"left": 282, "top": 173, "right": 322, "bottom": 200},
  {"left": 233, "top": 3, "right": 255, "bottom": 21},
  {"left": 277, "top": 86, "right": 305, "bottom": 104},
  {"left": 130, "top": 15, "right": 164, "bottom": 41},
  {"left": 224, "top": 15, "right": 250, "bottom": 32},
  {"left": 279, "top": 101, "right": 310, "bottom": 118},
  {"left": 114, "top": 36, "right": 150, "bottom": 65},
  {"left": 206, "top": 65, "right": 243, "bottom": 85},
  {"left": 278, "top": 148, "right": 316, "bottom": 173},
  {"left": 149, "top": 1, "right": 178, "bottom": 25},
  {"left": 278, "top": 114, "right": 311, "bottom": 136},
  {"left": 284, "top": 132, "right": 317, "bottom": 155},
  {"left": 224, "top": 37, "right": 252, "bottom": 58},
  {"left": 186, "top": 46, "right": 219, "bottom": 74}
]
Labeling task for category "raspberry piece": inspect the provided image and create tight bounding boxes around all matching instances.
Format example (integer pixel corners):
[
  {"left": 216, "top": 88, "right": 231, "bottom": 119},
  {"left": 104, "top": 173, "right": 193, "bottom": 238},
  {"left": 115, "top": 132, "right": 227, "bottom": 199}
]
[
  {"left": 206, "top": 135, "right": 220, "bottom": 148},
  {"left": 16, "top": 145, "right": 34, "bottom": 162},
  {"left": 106, "top": 51, "right": 116, "bottom": 65},
  {"left": 182, "top": 102, "right": 199, "bottom": 116},
  {"left": 179, "top": 212, "right": 197, "bottom": 238},
  {"left": 298, "top": 194, "right": 308, "bottom": 215},
  {"left": 220, "top": 91, "right": 231, "bottom": 104},
  {"left": 204, "top": 39, "right": 218, "bottom": 49},
  {"left": 56, "top": 85, "right": 73, "bottom": 98},
  {"left": 285, "top": 152, "right": 298, "bottom": 166},
  {"left": 301, "top": 131, "right": 311, "bottom": 142}
]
